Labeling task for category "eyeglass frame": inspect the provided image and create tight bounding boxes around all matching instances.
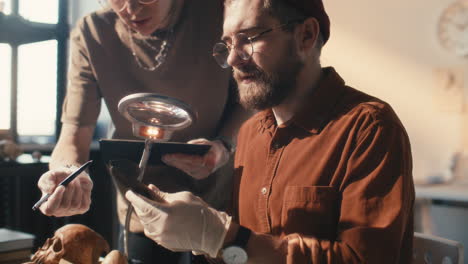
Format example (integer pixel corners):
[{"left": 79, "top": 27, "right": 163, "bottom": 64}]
[
  {"left": 98, "top": 0, "right": 158, "bottom": 12},
  {"left": 212, "top": 19, "right": 304, "bottom": 68}
]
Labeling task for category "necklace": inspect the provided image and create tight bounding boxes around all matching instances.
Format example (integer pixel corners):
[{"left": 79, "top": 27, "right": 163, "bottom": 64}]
[
  {"left": 127, "top": 27, "right": 175, "bottom": 71},
  {"left": 125, "top": 0, "right": 183, "bottom": 71}
]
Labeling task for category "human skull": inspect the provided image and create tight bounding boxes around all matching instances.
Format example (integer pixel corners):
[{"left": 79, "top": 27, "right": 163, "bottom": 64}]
[{"left": 30, "top": 224, "right": 110, "bottom": 264}]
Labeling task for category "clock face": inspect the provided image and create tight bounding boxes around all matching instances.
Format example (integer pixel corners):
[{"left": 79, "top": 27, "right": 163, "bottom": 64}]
[{"left": 438, "top": 0, "right": 468, "bottom": 56}]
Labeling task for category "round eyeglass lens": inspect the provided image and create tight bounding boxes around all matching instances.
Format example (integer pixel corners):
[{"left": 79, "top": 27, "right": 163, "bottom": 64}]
[
  {"left": 213, "top": 43, "right": 230, "bottom": 68},
  {"left": 212, "top": 34, "right": 253, "bottom": 68}
]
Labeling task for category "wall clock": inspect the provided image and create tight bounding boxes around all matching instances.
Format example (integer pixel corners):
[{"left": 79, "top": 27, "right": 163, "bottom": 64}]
[{"left": 438, "top": 0, "right": 468, "bottom": 56}]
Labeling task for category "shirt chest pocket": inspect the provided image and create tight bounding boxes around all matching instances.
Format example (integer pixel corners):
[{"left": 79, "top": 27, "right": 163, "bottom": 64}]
[{"left": 281, "top": 186, "right": 340, "bottom": 239}]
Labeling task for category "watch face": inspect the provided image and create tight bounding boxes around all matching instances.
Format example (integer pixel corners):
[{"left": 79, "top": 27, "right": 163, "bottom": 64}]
[
  {"left": 438, "top": 0, "right": 468, "bottom": 56},
  {"left": 222, "top": 246, "right": 248, "bottom": 264}
]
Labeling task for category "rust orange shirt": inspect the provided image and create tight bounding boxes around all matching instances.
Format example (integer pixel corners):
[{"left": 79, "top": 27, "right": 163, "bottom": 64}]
[{"left": 233, "top": 68, "right": 415, "bottom": 263}]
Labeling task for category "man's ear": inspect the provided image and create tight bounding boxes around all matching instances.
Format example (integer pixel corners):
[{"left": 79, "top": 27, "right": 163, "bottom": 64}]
[{"left": 295, "top": 17, "right": 320, "bottom": 55}]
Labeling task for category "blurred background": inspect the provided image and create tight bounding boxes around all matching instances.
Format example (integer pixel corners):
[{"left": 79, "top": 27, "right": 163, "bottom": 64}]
[{"left": 1, "top": 0, "right": 468, "bottom": 262}]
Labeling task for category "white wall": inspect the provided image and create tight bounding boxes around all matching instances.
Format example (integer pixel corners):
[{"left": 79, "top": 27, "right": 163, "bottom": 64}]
[{"left": 322, "top": 0, "right": 467, "bottom": 182}]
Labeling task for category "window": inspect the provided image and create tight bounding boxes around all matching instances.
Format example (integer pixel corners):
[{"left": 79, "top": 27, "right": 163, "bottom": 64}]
[
  {"left": 0, "top": 44, "right": 11, "bottom": 131},
  {"left": 1, "top": 0, "right": 11, "bottom": 14},
  {"left": 0, "top": 0, "right": 68, "bottom": 145},
  {"left": 19, "top": 0, "right": 58, "bottom": 24},
  {"left": 18, "top": 40, "right": 57, "bottom": 144}
]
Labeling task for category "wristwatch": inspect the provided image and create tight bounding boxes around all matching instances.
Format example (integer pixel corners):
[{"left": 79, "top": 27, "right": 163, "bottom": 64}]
[{"left": 221, "top": 225, "right": 251, "bottom": 264}]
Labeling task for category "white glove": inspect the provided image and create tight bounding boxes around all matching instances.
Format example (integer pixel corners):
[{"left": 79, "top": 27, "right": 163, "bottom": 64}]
[
  {"left": 37, "top": 166, "right": 93, "bottom": 217},
  {"left": 125, "top": 184, "right": 232, "bottom": 258},
  {"left": 162, "top": 138, "right": 230, "bottom": 180}
]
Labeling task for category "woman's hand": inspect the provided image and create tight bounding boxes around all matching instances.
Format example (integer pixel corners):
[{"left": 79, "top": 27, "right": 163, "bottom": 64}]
[
  {"left": 37, "top": 166, "right": 93, "bottom": 217},
  {"left": 162, "top": 138, "right": 231, "bottom": 180}
]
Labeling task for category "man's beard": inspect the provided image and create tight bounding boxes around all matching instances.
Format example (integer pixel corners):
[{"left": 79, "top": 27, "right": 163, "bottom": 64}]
[{"left": 234, "top": 41, "right": 303, "bottom": 110}]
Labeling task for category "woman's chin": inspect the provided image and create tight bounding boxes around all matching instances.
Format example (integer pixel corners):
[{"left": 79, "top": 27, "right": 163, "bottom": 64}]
[{"left": 128, "top": 22, "right": 156, "bottom": 36}]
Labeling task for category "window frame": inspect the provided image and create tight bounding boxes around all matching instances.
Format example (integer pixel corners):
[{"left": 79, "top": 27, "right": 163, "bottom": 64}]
[{"left": 0, "top": 0, "right": 69, "bottom": 144}]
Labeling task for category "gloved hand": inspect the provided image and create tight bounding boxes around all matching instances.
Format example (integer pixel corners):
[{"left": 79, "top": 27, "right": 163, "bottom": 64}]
[
  {"left": 162, "top": 138, "right": 230, "bottom": 180},
  {"left": 125, "top": 184, "right": 232, "bottom": 258},
  {"left": 37, "top": 166, "right": 93, "bottom": 217}
]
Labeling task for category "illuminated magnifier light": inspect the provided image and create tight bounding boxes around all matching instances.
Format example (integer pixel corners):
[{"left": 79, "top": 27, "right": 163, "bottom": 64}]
[
  {"left": 138, "top": 125, "right": 164, "bottom": 140},
  {"left": 118, "top": 93, "right": 196, "bottom": 142}
]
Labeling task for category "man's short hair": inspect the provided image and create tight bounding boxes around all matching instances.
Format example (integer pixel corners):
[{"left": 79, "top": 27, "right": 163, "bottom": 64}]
[
  {"left": 224, "top": 0, "right": 325, "bottom": 51},
  {"left": 262, "top": 0, "right": 325, "bottom": 52}
]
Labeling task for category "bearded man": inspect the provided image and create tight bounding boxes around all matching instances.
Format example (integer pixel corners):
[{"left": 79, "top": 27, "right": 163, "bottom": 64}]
[{"left": 126, "top": 0, "right": 415, "bottom": 263}]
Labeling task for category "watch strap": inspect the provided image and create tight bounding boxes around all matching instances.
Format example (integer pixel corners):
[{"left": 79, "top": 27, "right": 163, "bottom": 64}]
[{"left": 231, "top": 225, "right": 251, "bottom": 249}]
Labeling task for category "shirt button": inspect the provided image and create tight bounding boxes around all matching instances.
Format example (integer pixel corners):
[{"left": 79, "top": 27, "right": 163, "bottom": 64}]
[{"left": 261, "top": 187, "right": 268, "bottom": 195}]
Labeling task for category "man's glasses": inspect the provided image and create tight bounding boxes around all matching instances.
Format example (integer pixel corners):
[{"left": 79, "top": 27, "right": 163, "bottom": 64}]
[
  {"left": 99, "top": 0, "right": 158, "bottom": 12},
  {"left": 212, "top": 20, "right": 302, "bottom": 68}
]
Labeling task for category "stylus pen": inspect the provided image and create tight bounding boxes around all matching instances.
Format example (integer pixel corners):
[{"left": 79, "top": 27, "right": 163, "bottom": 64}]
[{"left": 32, "top": 160, "right": 93, "bottom": 211}]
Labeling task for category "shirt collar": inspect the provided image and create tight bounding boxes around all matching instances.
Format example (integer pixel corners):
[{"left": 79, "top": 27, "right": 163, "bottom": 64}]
[
  {"left": 255, "top": 109, "right": 276, "bottom": 134},
  {"left": 256, "top": 67, "right": 346, "bottom": 134}
]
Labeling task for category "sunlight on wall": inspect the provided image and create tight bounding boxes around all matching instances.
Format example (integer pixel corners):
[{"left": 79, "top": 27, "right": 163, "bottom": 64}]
[
  {"left": 322, "top": 28, "right": 463, "bottom": 181},
  {"left": 321, "top": 0, "right": 467, "bottom": 182}
]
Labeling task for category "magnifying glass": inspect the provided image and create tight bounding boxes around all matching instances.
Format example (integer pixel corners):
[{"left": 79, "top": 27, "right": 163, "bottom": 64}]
[
  {"left": 117, "top": 93, "right": 197, "bottom": 256},
  {"left": 118, "top": 93, "right": 196, "bottom": 141}
]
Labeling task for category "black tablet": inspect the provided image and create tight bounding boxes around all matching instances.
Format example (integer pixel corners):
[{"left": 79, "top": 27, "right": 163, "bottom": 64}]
[
  {"left": 100, "top": 139, "right": 211, "bottom": 200},
  {"left": 99, "top": 139, "right": 211, "bottom": 165}
]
